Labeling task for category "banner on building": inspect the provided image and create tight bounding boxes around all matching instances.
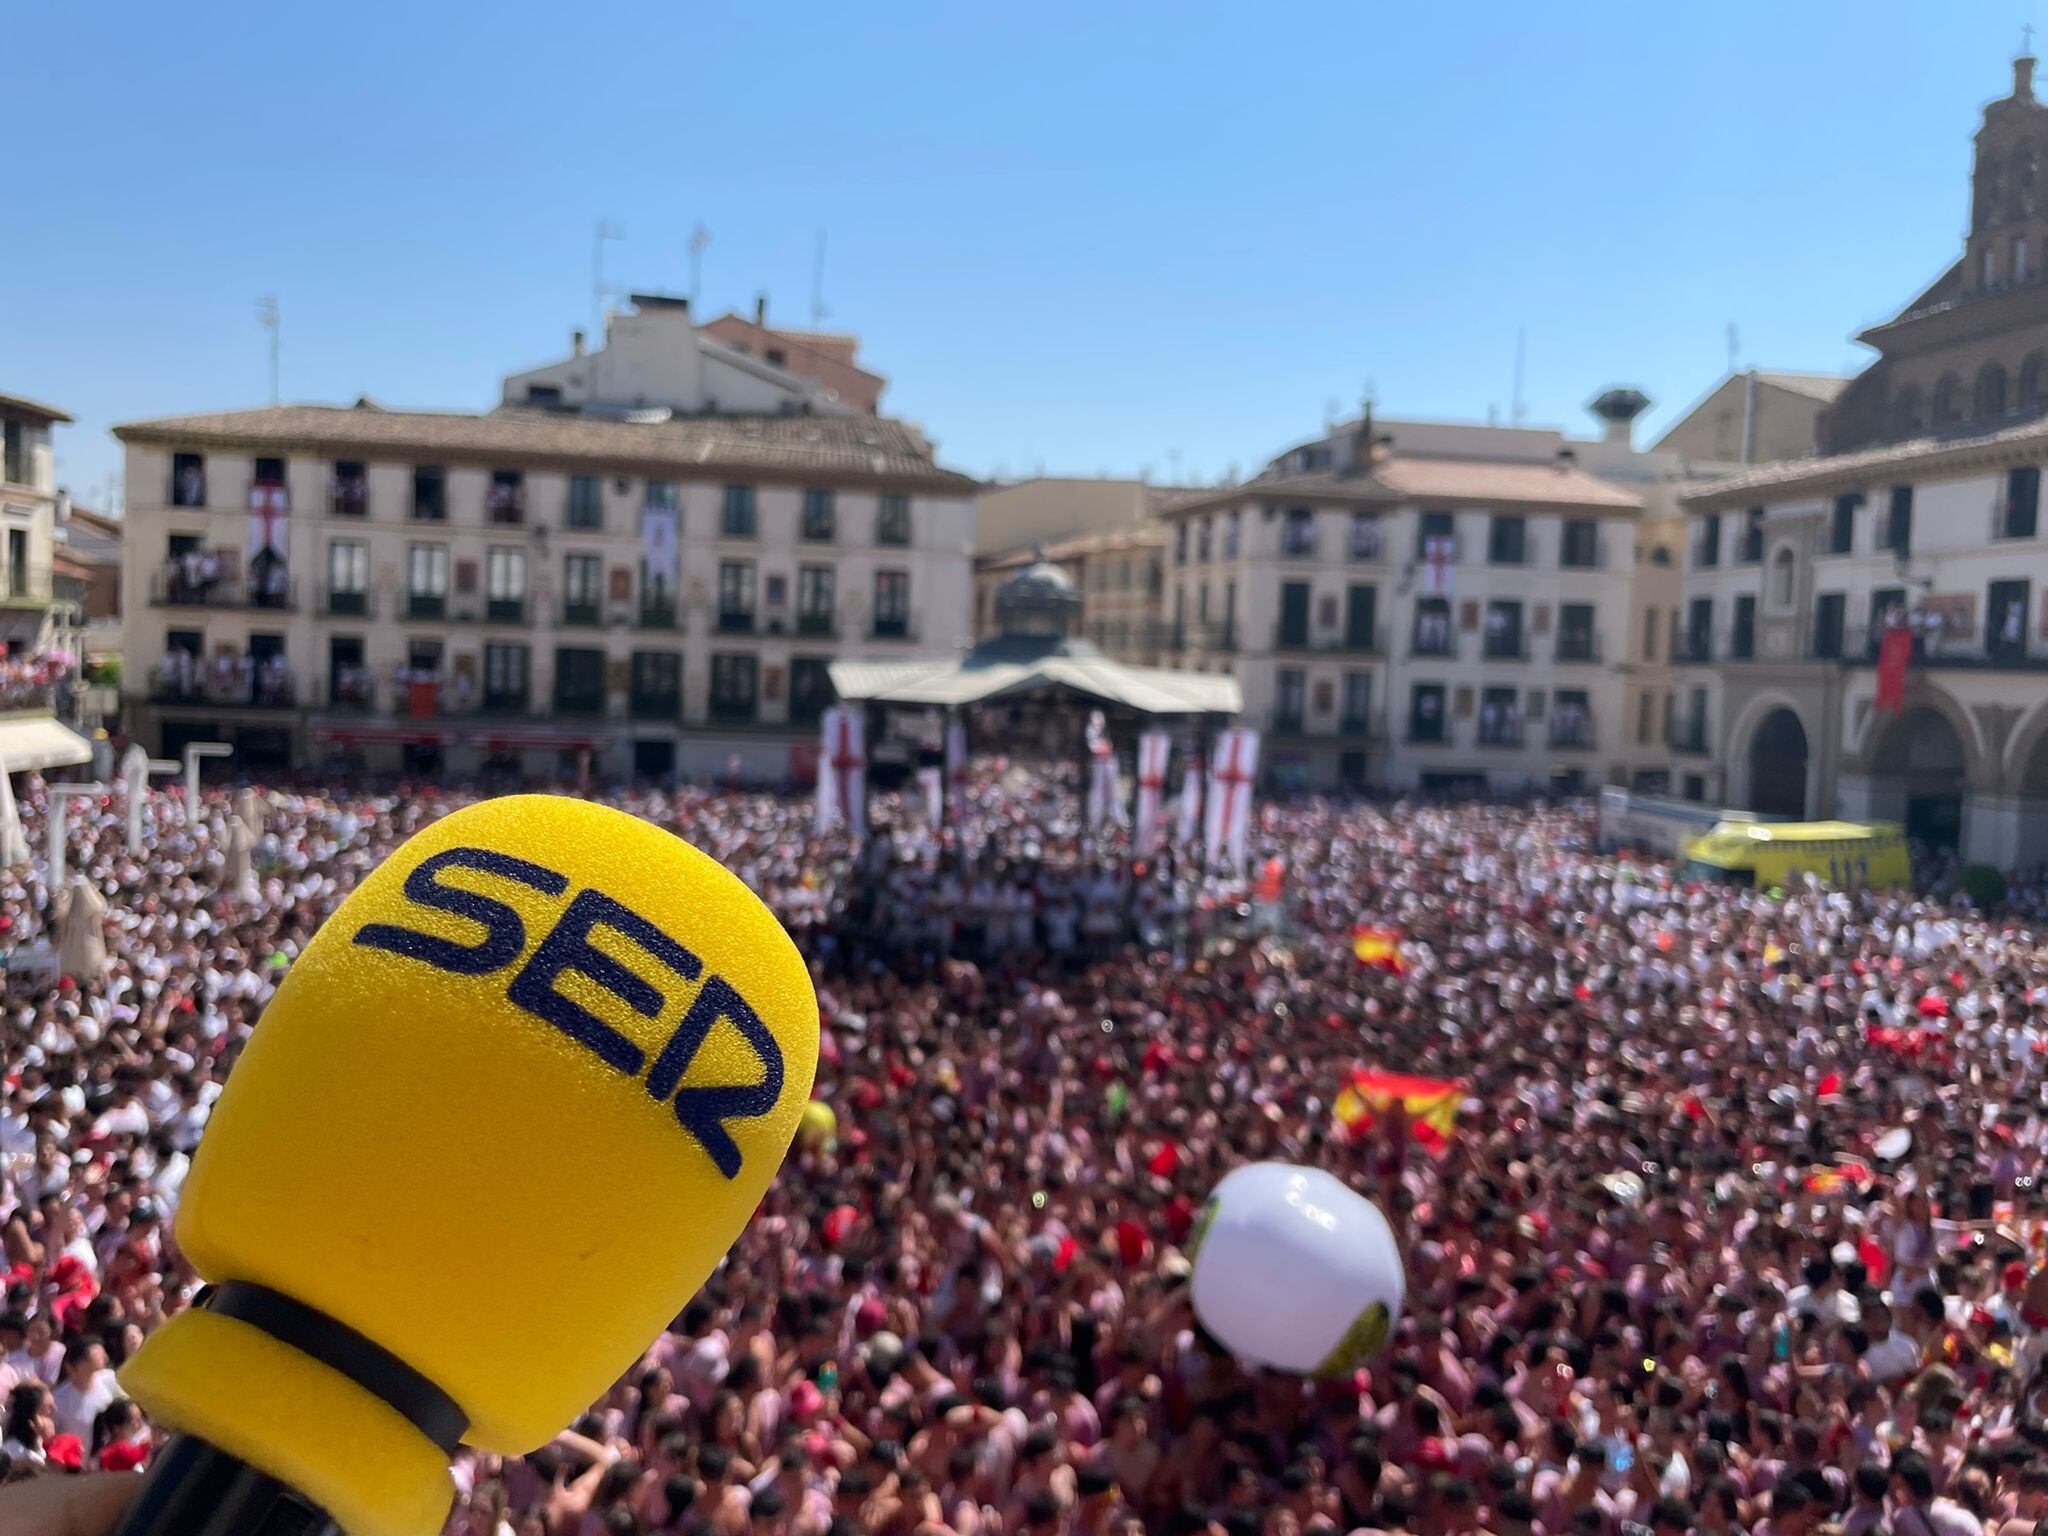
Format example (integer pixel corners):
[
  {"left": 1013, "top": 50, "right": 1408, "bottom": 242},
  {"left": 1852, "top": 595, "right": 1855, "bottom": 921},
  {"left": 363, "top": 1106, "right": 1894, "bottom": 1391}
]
[
  {"left": 1203, "top": 728, "right": 1260, "bottom": 871},
  {"left": 816, "top": 706, "right": 867, "bottom": 839},
  {"left": 1177, "top": 755, "right": 1204, "bottom": 849},
  {"left": 1419, "top": 533, "right": 1455, "bottom": 598},
  {"left": 642, "top": 485, "right": 680, "bottom": 600},
  {"left": 1875, "top": 623, "right": 1913, "bottom": 715},
  {"left": 918, "top": 766, "right": 944, "bottom": 826},
  {"left": 1085, "top": 711, "right": 1124, "bottom": 830},
  {"left": 1134, "top": 731, "right": 1172, "bottom": 856}
]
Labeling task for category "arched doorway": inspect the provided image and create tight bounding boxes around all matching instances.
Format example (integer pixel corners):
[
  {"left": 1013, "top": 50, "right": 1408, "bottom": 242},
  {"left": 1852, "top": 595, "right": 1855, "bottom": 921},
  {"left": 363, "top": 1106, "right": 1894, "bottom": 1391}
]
[
  {"left": 1748, "top": 708, "right": 1808, "bottom": 818},
  {"left": 1869, "top": 706, "right": 1967, "bottom": 848}
]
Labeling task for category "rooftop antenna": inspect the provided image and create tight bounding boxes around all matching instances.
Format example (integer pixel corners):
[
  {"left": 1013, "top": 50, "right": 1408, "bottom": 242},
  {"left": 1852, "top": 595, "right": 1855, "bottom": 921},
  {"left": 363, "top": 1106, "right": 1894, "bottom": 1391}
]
[
  {"left": 593, "top": 219, "right": 623, "bottom": 333},
  {"left": 688, "top": 223, "right": 711, "bottom": 307},
  {"left": 1511, "top": 326, "right": 1527, "bottom": 426},
  {"left": 256, "top": 295, "right": 279, "bottom": 405},
  {"left": 811, "top": 229, "right": 829, "bottom": 327}
]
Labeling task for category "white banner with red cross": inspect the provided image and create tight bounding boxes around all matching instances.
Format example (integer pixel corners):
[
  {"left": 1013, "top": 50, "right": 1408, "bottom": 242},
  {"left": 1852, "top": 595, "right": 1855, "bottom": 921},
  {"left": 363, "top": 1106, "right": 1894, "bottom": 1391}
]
[
  {"left": 1203, "top": 728, "right": 1260, "bottom": 871},
  {"left": 1134, "top": 731, "right": 1172, "bottom": 856},
  {"left": 817, "top": 706, "right": 867, "bottom": 839}
]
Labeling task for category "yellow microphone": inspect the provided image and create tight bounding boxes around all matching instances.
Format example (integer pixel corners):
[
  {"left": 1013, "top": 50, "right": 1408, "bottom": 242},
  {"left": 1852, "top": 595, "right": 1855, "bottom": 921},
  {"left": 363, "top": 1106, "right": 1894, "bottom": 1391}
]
[{"left": 112, "top": 795, "right": 818, "bottom": 1536}]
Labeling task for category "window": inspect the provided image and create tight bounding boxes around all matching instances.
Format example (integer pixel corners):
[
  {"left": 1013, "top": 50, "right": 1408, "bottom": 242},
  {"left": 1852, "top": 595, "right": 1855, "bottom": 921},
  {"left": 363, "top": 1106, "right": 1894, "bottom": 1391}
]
[
  {"left": 1886, "top": 485, "right": 1914, "bottom": 557},
  {"left": 1274, "top": 668, "right": 1306, "bottom": 733},
  {"left": 630, "top": 651, "right": 682, "bottom": 719},
  {"left": 546, "top": 648, "right": 602, "bottom": 715},
  {"left": 1222, "top": 581, "right": 1237, "bottom": 643},
  {"left": 1557, "top": 603, "right": 1596, "bottom": 662},
  {"left": 1696, "top": 513, "right": 1721, "bottom": 568},
  {"left": 1341, "top": 672, "right": 1372, "bottom": 732},
  {"left": 1892, "top": 386, "right": 1926, "bottom": 439},
  {"left": 802, "top": 489, "right": 836, "bottom": 542},
  {"left": 328, "top": 636, "right": 368, "bottom": 709},
  {"left": 562, "top": 553, "right": 602, "bottom": 623},
  {"left": 1637, "top": 692, "right": 1654, "bottom": 745},
  {"left": 1642, "top": 606, "right": 1658, "bottom": 662},
  {"left": 789, "top": 658, "right": 833, "bottom": 724},
  {"left": 1482, "top": 599, "right": 1525, "bottom": 659},
  {"left": 5, "top": 529, "right": 23, "bottom": 598},
  {"left": 487, "top": 470, "right": 524, "bottom": 525},
  {"left": 1828, "top": 493, "right": 1860, "bottom": 554},
  {"left": 2026, "top": 354, "right": 2048, "bottom": 413},
  {"left": 718, "top": 561, "right": 757, "bottom": 631},
  {"left": 1732, "top": 595, "right": 1756, "bottom": 659},
  {"left": 1477, "top": 686, "right": 1522, "bottom": 746},
  {"left": 2004, "top": 466, "right": 2041, "bottom": 538},
  {"left": 873, "top": 570, "right": 910, "bottom": 637},
  {"left": 412, "top": 466, "right": 446, "bottom": 521},
  {"left": 1560, "top": 520, "right": 1599, "bottom": 568},
  {"left": 1224, "top": 511, "right": 1242, "bottom": 558},
  {"left": 710, "top": 654, "right": 758, "bottom": 720},
  {"left": 485, "top": 547, "right": 527, "bottom": 622},
  {"left": 1813, "top": 593, "right": 1846, "bottom": 660},
  {"left": 1989, "top": 579, "right": 2030, "bottom": 660},
  {"left": 1413, "top": 597, "right": 1453, "bottom": 656},
  {"left": 722, "top": 485, "right": 757, "bottom": 538},
  {"left": 1344, "top": 585, "right": 1377, "bottom": 650},
  {"left": 567, "top": 476, "right": 602, "bottom": 530},
  {"left": 1979, "top": 363, "right": 2010, "bottom": 420},
  {"left": 1934, "top": 373, "right": 1963, "bottom": 426},
  {"left": 1277, "top": 581, "right": 1311, "bottom": 648},
  {"left": 326, "top": 540, "right": 369, "bottom": 616},
  {"left": 1349, "top": 512, "right": 1381, "bottom": 561},
  {"left": 2, "top": 419, "right": 22, "bottom": 486},
  {"left": 1281, "top": 507, "right": 1316, "bottom": 558},
  {"left": 2020, "top": 238, "right": 2032, "bottom": 284},
  {"left": 407, "top": 544, "right": 448, "bottom": 619},
  {"left": 482, "top": 643, "right": 529, "bottom": 710},
  {"left": 332, "top": 461, "right": 367, "bottom": 517},
  {"left": 797, "top": 566, "right": 835, "bottom": 634},
  {"left": 254, "top": 457, "right": 286, "bottom": 488},
  {"left": 172, "top": 452, "right": 207, "bottom": 508},
  {"left": 1197, "top": 518, "right": 1213, "bottom": 562},
  {"left": 1684, "top": 597, "right": 1713, "bottom": 661},
  {"left": 876, "top": 494, "right": 911, "bottom": 546},
  {"left": 1551, "top": 689, "right": 1593, "bottom": 748},
  {"left": 1175, "top": 523, "right": 1189, "bottom": 564},
  {"left": 1408, "top": 683, "right": 1447, "bottom": 743},
  {"left": 1417, "top": 510, "right": 1455, "bottom": 560},
  {"left": 1487, "top": 515, "right": 1527, "bottom": 565},
  {"left": 1738, "top": 507, "right": 1764, "bottom": 563},
  {"left": 1119, "top": 559, "right": 1132, "bottom": 591},
  {"left": 1986, "top": 246, "right": 2000, "bottom": 288}
]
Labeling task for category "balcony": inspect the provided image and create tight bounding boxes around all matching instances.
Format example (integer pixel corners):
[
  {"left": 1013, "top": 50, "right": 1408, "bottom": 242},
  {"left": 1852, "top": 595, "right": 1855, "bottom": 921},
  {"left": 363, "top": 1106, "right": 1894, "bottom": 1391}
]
[
  {"left": 1549, "top": 725, "right": 1597, "bottom": 750},
  {"left": 1673, "top": 632, "right": 1716, "bottom": 665},
  {"left": 630, "top": 690, "right": 681, "bottom": 721},
  {"left": 1835, "top": 624, "right": 2048, "bottom": 671},
  {"left": 150, "top": 664, "right": 297, "bottom": 709},
  {"left": 479, "top": 690, "right": 530, "bottom": 715},
  {"left": 323, "top": 590, "right": 374, "bottom": 619},
  {"left": 1559, "top": 538, "right": 1606, "bottom": 570},
  {"left": 1481, "top": 637, "right": 1529, "bottom": 661},
  {"left": 150, "top": 571, "right": 299, "bottom": 611},
  {"left": 870, "top": 618, "right": 913, "bottom": 640},
  {"left": 0, "top": 679, "right": 59, "bottom": 716},
  {"left": 1406, "top": 724, "right": 1448, "bottom": 745},
  {"left": 486, "top": 598, "right": 526, "bottom": 624},
  {"left": 1273, "top": 710, "right": 1306, "bottom": 735},
  {"left": 330, "top": 484, "right": 368, "bottom": 518},
  {"left": 486, "top": 487, "right": 526, "bottom": 526},
  {"left": 796, "top": 611, "right": 837, "bottom": 637},
  {"left": 1338, "top": 710, "right": 1383, "bottom": 739},
  {"left": 718, "top": 609, "right": 756, "bottom": 634},
  {"left": 1274, "top": 625, "right": 1384, "bottom": 656},
  {"left": 1411, "top": 636, "right": 1457, "bottom": 660},
  {"left": 326, "top": 672, "right": 377, "bottom": 712},
  {"left": 1554, "top": 636, "right": 1602, "bottom": 664},
  {"left": 709, "top": 698, "right": 758, "bottom": 723},
  {"left": 406, "top": 593, "right": 448, "bottom": 621},
  {"left": 639, "top": 598, "right": 679, "bottom": 630},
  {"left": 1476, "top": 723, "right": 1525, "bottom": 748},
  {"left": 560, "top": 600, "right": 603, "bottom": 628},
  {"left": 553, "top": 690, "right": 607, "bottom": 718}
]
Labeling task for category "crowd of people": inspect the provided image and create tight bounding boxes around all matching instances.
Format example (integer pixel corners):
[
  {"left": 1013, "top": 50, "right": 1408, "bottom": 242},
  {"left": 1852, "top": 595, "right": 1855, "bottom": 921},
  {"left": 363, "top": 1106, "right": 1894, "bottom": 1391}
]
[
  {"left": 10, "top": 767, "right": 2048, "bottom": 1536},
  {"left": 0, "top": 651, "right": 66, "bottom": 714}
]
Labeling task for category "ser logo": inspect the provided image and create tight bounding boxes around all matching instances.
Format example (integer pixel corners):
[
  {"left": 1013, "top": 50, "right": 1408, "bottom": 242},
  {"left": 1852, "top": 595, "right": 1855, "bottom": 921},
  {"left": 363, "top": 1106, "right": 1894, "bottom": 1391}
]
[{"left": 353, "top": 846, "right": 781, "bottom": 1180}]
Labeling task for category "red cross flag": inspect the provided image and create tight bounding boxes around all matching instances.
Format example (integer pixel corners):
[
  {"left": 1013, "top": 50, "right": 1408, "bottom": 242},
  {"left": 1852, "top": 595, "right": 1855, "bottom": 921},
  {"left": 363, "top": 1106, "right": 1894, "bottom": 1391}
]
[{"left": 817, "top": 706, "right": 867, "bottom": 839}]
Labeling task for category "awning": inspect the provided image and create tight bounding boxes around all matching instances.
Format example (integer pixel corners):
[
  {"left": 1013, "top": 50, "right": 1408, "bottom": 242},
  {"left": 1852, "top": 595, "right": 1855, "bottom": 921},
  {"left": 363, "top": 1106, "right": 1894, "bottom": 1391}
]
[
  {"left": 829, "top": 655, "right": 1241, "bottom": 716},
  {"left": 0, "top": 609, "right": 47, "bottom": 647},
  {"left": 0, "top": 713, "right": 93, "bottom": 772}
]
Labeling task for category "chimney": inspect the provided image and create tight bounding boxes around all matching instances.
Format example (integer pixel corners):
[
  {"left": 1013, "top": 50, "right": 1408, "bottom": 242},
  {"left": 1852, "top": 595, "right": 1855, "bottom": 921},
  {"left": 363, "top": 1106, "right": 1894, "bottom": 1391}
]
[
  {"left": 571, "top": 328, "right": 586, "bottom": 358},
  {"left": 1555, "top": 446, "right": 1578, "bottom": 472},
  {"left": 755, "top": 294, "right": 768, "bottom": 327},
  {"left": 1370, "top": 434, "right": 1395, "bottom": 465},
  {"left": 2020, "top": 52, "right": 2037, "bottom": 99}
]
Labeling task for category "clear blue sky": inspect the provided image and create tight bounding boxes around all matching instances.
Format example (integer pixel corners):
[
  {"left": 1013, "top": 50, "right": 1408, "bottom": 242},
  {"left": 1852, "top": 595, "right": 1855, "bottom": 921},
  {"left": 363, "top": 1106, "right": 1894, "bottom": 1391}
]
[{"left": 5, "top": 1, "right": 2041, "bottom": 509}]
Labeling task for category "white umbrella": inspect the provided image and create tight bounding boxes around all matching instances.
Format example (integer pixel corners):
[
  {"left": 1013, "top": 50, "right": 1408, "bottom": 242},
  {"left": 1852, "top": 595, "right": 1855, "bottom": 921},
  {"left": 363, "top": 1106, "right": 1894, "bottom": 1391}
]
[
  {"left": 0, "top": 764, "right": 26, "bottom": 869},
  {"left": 55, "top": 872, "right": 108, "bottom": 980}
]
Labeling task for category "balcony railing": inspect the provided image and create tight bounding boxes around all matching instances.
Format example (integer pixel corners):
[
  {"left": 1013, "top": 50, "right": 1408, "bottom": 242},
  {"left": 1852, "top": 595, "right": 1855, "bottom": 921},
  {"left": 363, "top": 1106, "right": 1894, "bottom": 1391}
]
[
  {"left": 630, "top": 691, "right": 681, "bottom": 721},
  {"left": 1558, "top": 537, "right": 1606, "bottom": 570},
  {"left": 1554, "top": 636, "right": 1602, "bottom": 663},
  {"left": 479, "top": 690, "right": 531, "bottom": 715},
  {"left": 553, "top": 690, "right": 606, "bottom": 718},
  {"left": 1406, "top": 723, "right": 1448, "bottom": 744},
  {"left": 870, "top": 618, "right": 913, "bottom": 640},
  {"left": 1835, "top": 624, "right": 2048, "bottom": 670},
  {"left": 1477, "top": 723, "right": 1525, "bottom": 748},
  {"left": 1481, "top": 637, "right": 1529, "bottom": 661},
  {"left": 330, "top": 484, "right": 369, "bottom": 518},
  {"left": 639, "top": 598, "right": 679, "bottom": 630},
  {"left": 560, "top": 600, "right": 603, "bottom": 627},
  {"left": 1411, "top": 636, "right": 1458, "bottom": 659},
  {"left": 150, "top": 572, "right": 299, "bottom": 611},
  {"left": 1671, "top": 723, "right": 1711, "bottom": 754},
  {"left": 718, "top": 609, "right": 756, "bottom": 634},
  {"left": 796, "top": 611, "right": 837, "bottom": 637},
  {"left": 0, "top": 680, "right": 60, "bottom": 715},
  {"left": 323, "top": 590, "right": 374, "bottom": 619},
  {"left": 1674, "top": 632, "right": 1716, "bottom": 664},
  {"left": 407, "top": 593, "right": 448, "bottom": 621},
  {"left": 1549, "top": 723, "right": 1597, "bottom": 750},
  {"left": 1338, "top": 710, "right": 1383, "bottom": 738},
  {"left": 325, "top": 672, "right": 377, "bottom": 711},
  {"left": 1273, "top": 625, "right": 1384, "bottom": 655},
  {"left": 150, "top": 665, "right": 297, "bottom": 709},
  {"left": 709, "top": 698, "right": 759, "bottom": 723},
  {"left": 486, "top": 598, "right": 526, "bottom": 624}
]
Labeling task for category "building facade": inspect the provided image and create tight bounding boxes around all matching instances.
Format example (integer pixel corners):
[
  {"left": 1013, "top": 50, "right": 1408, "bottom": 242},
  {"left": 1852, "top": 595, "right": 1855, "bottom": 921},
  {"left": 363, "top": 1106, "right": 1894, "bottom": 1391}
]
[
  {"left": 974, "top": 523, "right": 1170, "bottom": 666},
  {"left": 0, "top": 391, "right": 69, "bottom": 656},
  {"left": 1158, "top": 417, "right": 1654, "bottom": 793},
  {"left": 116, "top": 315, "right": 977, "bottom": 782},
  {"left": 700, "top": 302, "right": 887, "bottom": 414}
]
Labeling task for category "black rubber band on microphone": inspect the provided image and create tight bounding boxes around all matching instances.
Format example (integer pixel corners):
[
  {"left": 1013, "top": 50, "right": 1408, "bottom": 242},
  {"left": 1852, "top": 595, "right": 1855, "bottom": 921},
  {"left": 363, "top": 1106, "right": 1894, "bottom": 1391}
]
[{"left": 202, "top": 1281, "right": 470, "bottom": 1455}]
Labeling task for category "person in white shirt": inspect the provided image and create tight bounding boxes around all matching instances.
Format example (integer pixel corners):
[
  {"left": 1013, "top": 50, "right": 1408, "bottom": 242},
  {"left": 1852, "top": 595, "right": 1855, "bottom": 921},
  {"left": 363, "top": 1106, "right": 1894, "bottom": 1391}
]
[
  {"left": 51, "top": 1337, "right": 118, "bottom": 1443},
  {"left": 1858, "top": 1296, "right": 1921, "bottom": 1383}
]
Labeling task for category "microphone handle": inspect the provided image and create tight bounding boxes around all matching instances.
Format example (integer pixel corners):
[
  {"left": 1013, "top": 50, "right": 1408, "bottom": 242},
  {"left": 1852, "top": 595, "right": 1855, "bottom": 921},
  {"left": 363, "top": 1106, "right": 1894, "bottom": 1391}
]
[{"left": 110, "top": 1435, "right": 339, "bottom": 1536}]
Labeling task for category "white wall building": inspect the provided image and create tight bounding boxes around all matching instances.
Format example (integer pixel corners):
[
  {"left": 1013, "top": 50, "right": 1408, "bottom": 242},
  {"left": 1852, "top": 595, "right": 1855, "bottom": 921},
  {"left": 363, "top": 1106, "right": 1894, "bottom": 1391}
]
[
  {"left": 116, "top": 305, "right": 978, "bottom": 781},
  {"left": 0, "top": 390, "right": 68, "bottom": 655}
]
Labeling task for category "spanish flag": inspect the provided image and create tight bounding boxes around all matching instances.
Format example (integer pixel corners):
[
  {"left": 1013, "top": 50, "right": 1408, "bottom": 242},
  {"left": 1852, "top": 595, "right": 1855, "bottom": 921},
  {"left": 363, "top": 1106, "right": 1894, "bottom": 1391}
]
[
  {"left": 1352, "top": 924, "right": 1404, "bottom": 972},
  {"left": 1336, "top": 1071, "right": 1463, "bottom": 1155}
]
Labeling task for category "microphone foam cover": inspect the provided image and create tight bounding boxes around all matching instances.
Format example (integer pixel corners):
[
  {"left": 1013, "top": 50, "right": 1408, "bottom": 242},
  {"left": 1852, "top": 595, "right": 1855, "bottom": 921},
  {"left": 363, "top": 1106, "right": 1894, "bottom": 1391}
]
[{"left": 120, "top": 796, "right": 818, "bottom": 1536}]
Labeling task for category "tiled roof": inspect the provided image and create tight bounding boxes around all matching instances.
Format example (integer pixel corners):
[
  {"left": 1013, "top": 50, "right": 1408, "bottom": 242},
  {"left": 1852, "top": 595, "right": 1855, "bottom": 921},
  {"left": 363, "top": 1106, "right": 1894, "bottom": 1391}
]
[
  {"left": 1681, "top": 413, "right": 2048, "bottom": 510},
  {"left": 1162, "top": 456, "right": 1641, "bottom": 517},
  {"left": 0, "top": 391, "right": 72, "bottom": 425},
  {"left": 112, "top": 403, "right": 980, "bottom": 493}
]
